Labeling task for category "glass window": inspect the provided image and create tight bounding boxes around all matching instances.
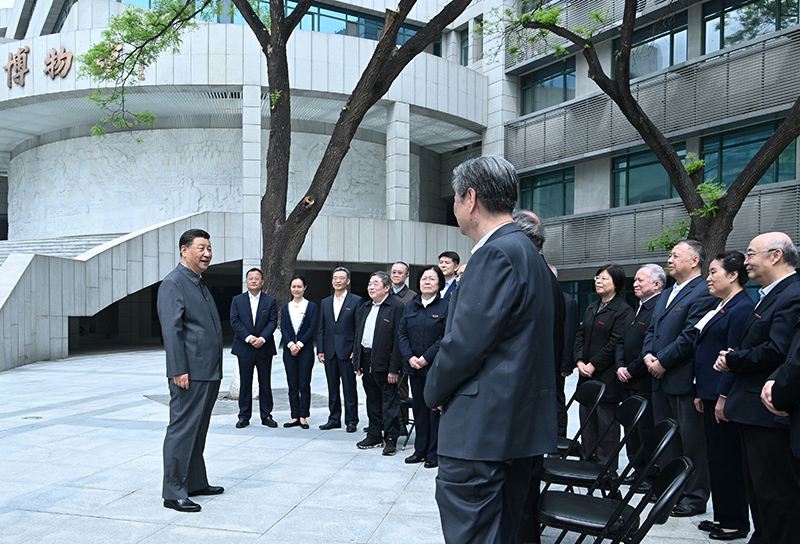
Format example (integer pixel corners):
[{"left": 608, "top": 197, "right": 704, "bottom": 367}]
[
  {"left": 520, "top": 168, "right": 575, "bottom": 218},
  {"left": 614, "top": 13, "right": 688, "bottom": 79},
  {"left": 704, "top": 0, "right": 800, "bottom": 53},
  {"left": 520, "top": 57, "right": 576, "bottom": 114},
  {"left": 612, "top": 145, "right": 686, "bottom": 207},
  {"left": 460, "top": 29, "right": 470, "bottom": 66},
  {"left": 702, "top": 121, "right": 797, "bottom": 187}
]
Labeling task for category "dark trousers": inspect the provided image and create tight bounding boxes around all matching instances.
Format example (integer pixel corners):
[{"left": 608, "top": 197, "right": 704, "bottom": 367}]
[
  {"left": 162, "top": 378, "right": 220, "bottom": 500},
  {"left": 702, "top": 399, "right": 749, "bottom": 531},
  {"left": 516, "top": 455, "right": 545, "bottom": 544},
  {"left": 237, "top": 354, "right": 273, "bottom": 421},
  {"left": 323, "top": 354, "right": 358, "bottom": 425},
  {"left": 436, "top": 455, "right": 534, "bottom": 544},
  {"left": 409, "top": 374, "right": 440, "bottom": 461},
  {"left": 362, "top": 370, "right": 400, "bottom": 441},
  {"left": 740, "top": 423, "right": 800, "bottom": 544},
  {"left": 652, "top": 389, "right": 709, "bottom": 511},
  {"left": 622, "top": 387, "right": 653, "bottom": 474},
  {"left": 283, "top": 346, "right": 314, "bottom": 419},
  {"left": 579, "top": 400, "right": 620, "bottom": 470}
]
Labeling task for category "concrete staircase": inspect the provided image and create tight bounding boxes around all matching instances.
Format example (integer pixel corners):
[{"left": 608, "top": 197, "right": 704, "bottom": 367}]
[{"left": 0, "top": 234, "right": 123, "bottom": 266}]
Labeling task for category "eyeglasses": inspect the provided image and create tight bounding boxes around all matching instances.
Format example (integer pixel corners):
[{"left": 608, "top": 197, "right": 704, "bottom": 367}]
[
  {"left": 594, "top": 276, "right": 612, "bottom": 282},
  {"left": 744, "top": 248, "right": 778, "bottom": 258}
]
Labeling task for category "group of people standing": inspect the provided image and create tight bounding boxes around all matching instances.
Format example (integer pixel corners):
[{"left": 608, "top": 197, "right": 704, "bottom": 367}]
[
  {"left": 569, "top": 234, "right": 800, "bottom": 544},
  {"left": 229, "top": 253, "right": 461, "bottom": 463}
]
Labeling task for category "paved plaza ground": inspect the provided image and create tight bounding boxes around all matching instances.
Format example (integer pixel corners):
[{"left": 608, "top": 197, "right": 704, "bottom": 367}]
[{"left": 0, "top": 347, "right": 728, "bottom": 543}]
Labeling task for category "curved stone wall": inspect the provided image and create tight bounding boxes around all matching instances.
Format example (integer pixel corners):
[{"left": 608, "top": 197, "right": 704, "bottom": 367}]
[{"left": 9, "top": 128, "right": 388, "bottom": 238}]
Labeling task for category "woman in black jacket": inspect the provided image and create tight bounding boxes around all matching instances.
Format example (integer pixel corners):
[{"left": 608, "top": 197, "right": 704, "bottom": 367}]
[
  {"left": 574, "top": 263, "right": 632, "bottom": 468},
  {"left": 398, "top": 265, "right": 448, "bottom": 469}
]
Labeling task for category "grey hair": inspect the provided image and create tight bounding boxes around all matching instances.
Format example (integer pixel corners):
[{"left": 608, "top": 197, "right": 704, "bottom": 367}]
[
  {"left": 642, "top": 263, "right": 666, "bottom": 291},
  {"left": 676, "top": 239, "right": 706, "bottom": 268},
  {"left": 768, "top": 235, "right": 799, "bottom": 267},
  {"left": 332, "top": 266, "right": 351, "bottom": 280},
  {"left": 512, "top": 209, "right": 546, "bottom": 251},
  {"left": 370, "top": 270, "right": 391, "bottom": 288},
  {"left": 452, "top": 156, "right": 518, "bottom": 215}
]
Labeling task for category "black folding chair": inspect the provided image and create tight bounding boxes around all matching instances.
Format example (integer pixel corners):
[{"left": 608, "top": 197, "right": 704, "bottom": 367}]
[
  {"left": 536, "top": 455, "right": 693, "bottom": 544},
  {"left": 555, "top": 380, "right": 605, "bottom": 459},
  {"left": 542, "top": 395, "right": 648, "bottom": 497},
  {"left": 400, "top": 397, "right": 414, "bottom": 449}
]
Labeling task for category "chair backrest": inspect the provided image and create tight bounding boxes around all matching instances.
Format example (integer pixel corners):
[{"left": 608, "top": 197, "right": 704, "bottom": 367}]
[
  {"left": 608, "top": 418, "right": 678, "bottom": 497},
  {"left": 559, "top": 380, "right": 606, "bottom": 458},
  {"left": 614, "top": 395, "right": 647, "bottom": 431},
  {"left": 618, "top": 457, "right": 694, "bottom": 544}
]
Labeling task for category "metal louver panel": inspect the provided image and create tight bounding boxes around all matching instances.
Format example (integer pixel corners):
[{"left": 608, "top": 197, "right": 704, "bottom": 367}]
[
  {"left": 541, "top": 181, "right": 800, "bottom": 271},
  {"left": 506, "top": 30, "right": 800, "bottom": 173}
]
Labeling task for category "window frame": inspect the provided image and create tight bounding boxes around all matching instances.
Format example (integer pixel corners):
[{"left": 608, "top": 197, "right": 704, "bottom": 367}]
[
  {"left": 519, "top": 167, "right": 575, "bottom": 218},
  {"left": 520, "top": 56, "right": 576, "bottom": 115}
]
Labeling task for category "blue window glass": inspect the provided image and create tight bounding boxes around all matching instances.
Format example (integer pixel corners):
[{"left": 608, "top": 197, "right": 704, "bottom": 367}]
[{"left": 520, "top": 167, "right": 575, "bottom": 218}]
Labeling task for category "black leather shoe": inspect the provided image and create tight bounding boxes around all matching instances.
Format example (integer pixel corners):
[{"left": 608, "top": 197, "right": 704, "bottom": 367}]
[
  {"left": 188, "top": 485, "right": 224, "bottom": 497},
  {"left": 284, "top": 419, "right": 301, "bottom": 428},
  {"left": 382, "top": 440, "right": 397, "bottom": 456},
  {"left": 699, "top": 520, "right": 721, "bottom": 532},
  {"left": 357, "top": 436, "right": 384, "bottom": 449},
  {"left": 235, "top": 419, "right": 249, "bottom": 428},
  {"left": 405, "top": 454, "right": 425, "bottom": 464},
  {"left": 709, "top": 528, "right": 748, "bottom": 541},
  {"left": 300, "top": 422, "right": 309, "bottom": 429},
  {"left": 424, "top": 459, "right": 439, "bottom": 469},
  {"left": 262, "top": 416, "right": 278, "bottom": 428},
  {"left": 163, "top": 498, "right": 201, "bottom": 512},
  {"left": 346, "top": 424, "right": 357, "bottom": 433},
  {"left": 671, "top": 503, "right": 705, "bottom": 517},
  {"left": 320, "top": 421, "right": 341, "bottom": 430}
]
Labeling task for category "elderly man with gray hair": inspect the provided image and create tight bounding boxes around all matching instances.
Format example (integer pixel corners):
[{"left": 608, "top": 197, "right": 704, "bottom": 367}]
[{"left": 425, "top": 157, "right": 557, "bottom": 544}]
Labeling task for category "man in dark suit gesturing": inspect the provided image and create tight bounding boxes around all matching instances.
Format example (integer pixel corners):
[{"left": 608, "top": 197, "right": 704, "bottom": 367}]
[
  {"left": 230, "top": 267, "right": 278, "bottom": 429},
  {"left": 317, "top": 267, "right": 363, "bottom": 432},
  {"left": 425, "top": 156, "right": 557, "bottom": 544},
  {"left": 716, "top": 232, "right": 800, "bottom": 544},
  {"left": 157, "top": 229, "right": 225, "bottom": 513}
]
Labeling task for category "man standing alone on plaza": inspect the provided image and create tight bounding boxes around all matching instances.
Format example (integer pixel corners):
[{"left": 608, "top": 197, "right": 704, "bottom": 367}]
[
  {"left": 425, "top": 156, "right": 557, "bottom": 544},
  {"left": 317, "top": 267, "right": 363, "bottom": 432},
  {"left": 157, "top": 229, "right": 225, "bottom": 512},
  {"left": 230, "top": 268, "right": 278, "bottom": 429}
]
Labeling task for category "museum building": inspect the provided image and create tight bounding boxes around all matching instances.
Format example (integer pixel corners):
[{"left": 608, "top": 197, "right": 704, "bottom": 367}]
[{"left": 1, "top": 0, "right": 799, "bottom": 367}]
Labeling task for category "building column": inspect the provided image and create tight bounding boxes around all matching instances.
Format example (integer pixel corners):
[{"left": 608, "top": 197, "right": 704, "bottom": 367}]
[
  {"left": 386, "top": 101, "right": 411, "bottom": 221},
  {"left": 242, "top": 84, "right": 262, "bottom": 284},
  {"left": 482, "top": 0, "right": 518, "bottom": 156}
]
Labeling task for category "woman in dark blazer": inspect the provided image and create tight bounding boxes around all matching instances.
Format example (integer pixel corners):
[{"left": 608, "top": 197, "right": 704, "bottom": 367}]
[
  {"left": 398, "top": 265, "right": 448, "bottom": 469},
  {"left": 693, "top": 251, "right": 753, "bottom": 541},
  {"left": 574, "top": 263, "right": 631, "bottom": 469},
  {"left": 280, "top": 275, "right": 318, "bottom": 429}
]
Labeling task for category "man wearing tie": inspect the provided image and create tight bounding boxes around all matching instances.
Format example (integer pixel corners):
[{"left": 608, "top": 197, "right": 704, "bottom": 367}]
[
  {"left": 642, "top": 240, "right": 716, "bottom": 517},
  {"left": 317, "top": 267, "right": 363, "bottom": 432},
  {"left": 157, "top": 229, "right": 225, "bottom": 513},
  {"left": 230, "top": 268, "right": 278, "bottom": 429}
]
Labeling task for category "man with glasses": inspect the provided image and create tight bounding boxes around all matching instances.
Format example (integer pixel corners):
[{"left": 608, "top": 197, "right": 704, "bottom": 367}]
[{"left": 715, "top": 232, "right": 800, "bottom": 544}]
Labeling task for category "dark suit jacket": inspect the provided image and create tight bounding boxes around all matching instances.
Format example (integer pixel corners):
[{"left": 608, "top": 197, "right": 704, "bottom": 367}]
[
  {"left": 392, "top": 285, "right": 417, "bottom": 305},
  {"left": 441, "top": 279, "right": 457, "bottom": 301},
  {"left": 398, "top": 293, "right": 448, "bottom": 376},
  {"left": 574, "top": 294, "right": 632, "bottom": 402},
  {"left": 642, "top": 275, "right": 717, "bottom": 395},
  {"left": 618, "top": 293, "right": 661, "bottom": 391},
  {"left": 425, "top": 222, "right": 557, "bottom": 462},
  {"left": 230, "top": 291, "right": 278, "bottom": 360},
  {"left": 561, "top": 293, "right": 580, "bottom": 375},
  {"left": 157, "top": 264, "right": 223, "bottom": 381},
  {"left": 352, "top": 295, "right": 405, "bottom": 374},
  {"left": 770, "top": 320, "right": 800, "bottom": 457},
  {"left": 280, "top": 301, "right": 318, "bottom": 350},
  {"left": 725, "top": 274, "right": 800, "bottom": 428},
  {"left": 317, "top": 292, "right": 363, "bottom": 361},
  {"left": 693, "top": 290, "right": 753, "bottom": 400}
]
